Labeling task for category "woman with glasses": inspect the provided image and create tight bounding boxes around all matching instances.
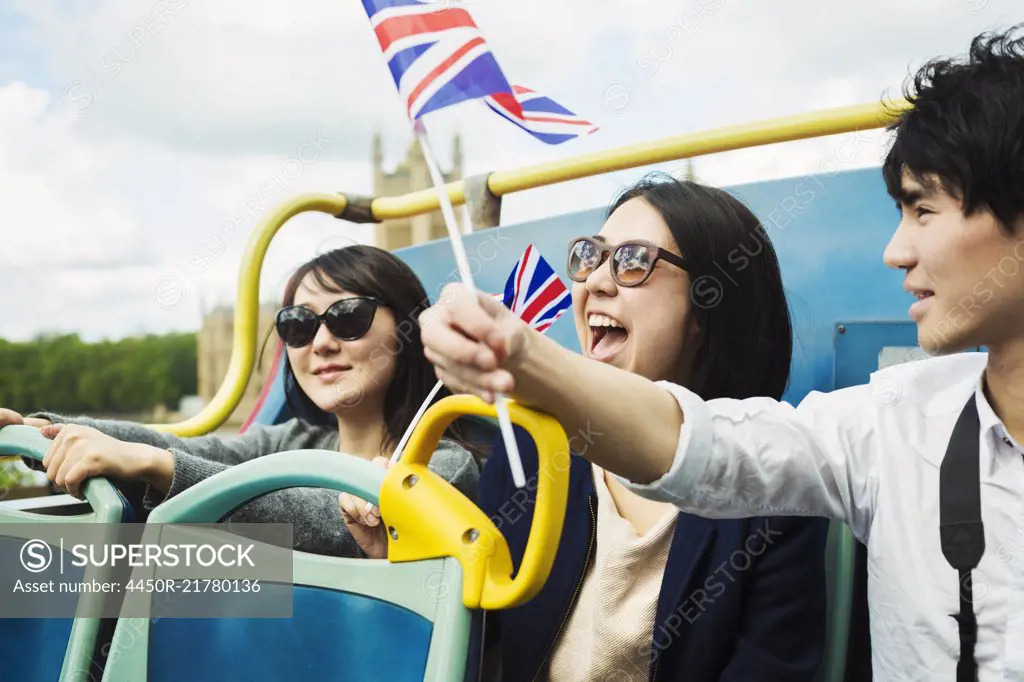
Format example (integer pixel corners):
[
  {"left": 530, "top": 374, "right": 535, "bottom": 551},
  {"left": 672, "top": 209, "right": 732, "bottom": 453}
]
[
  {"left": 418, "top": 174, "right": 829, "bottom": 681},
  {"left": 0, "top": 245, "right": 479, "bottom": 558}
]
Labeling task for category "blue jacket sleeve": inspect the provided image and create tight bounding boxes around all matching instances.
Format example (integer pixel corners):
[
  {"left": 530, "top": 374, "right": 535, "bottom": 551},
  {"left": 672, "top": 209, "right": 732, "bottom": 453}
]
[{"left": 717, "top": 516, "right": 829, "bottom": 682}]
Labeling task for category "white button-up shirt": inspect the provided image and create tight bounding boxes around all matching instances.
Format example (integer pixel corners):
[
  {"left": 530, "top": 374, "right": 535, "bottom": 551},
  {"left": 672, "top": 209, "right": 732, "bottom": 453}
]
[{"left": 621, "top": 351, "right": 1024, "bottom": 681}]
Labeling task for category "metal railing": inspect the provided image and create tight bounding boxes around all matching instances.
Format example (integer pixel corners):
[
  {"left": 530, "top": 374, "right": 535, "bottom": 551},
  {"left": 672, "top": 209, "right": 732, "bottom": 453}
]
[{"left": 155, "top": 98, "right": 909, "bottom": 437}]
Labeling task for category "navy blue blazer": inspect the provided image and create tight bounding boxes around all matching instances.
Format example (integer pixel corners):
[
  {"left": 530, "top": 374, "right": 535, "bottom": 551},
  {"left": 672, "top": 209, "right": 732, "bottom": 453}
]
[{"left": 478, "top": 426, "right": 829, "bottom": 682}]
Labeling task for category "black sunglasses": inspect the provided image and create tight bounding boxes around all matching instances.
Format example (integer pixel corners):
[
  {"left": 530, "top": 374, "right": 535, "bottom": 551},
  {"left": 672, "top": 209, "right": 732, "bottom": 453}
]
[
  {"left": 275, "top": 297, "right": 382, "bottom": 348},
  {"left": 567, "top": 236, "right": 688, "bottom": 287}
]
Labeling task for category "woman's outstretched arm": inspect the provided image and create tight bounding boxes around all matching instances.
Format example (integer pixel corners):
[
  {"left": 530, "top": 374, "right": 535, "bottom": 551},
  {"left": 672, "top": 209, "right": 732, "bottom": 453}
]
[
  {"left": 421, "top": 283, "right": 682, "bottom": 485},
  {"left": 420, "top": 283, "right": 881, "bottom": 537}
]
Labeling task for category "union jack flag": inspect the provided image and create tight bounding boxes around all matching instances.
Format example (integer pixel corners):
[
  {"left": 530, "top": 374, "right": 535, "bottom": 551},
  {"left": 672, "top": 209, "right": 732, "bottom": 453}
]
[
  {"left": 501, "top": 244, "right": 572, "bottom": 333},
  {"left": 484, "top": 85, "right": 599, "bottom": 145},
  {"left": 361, "top": 0, "right": 521, "bottom": 120}
]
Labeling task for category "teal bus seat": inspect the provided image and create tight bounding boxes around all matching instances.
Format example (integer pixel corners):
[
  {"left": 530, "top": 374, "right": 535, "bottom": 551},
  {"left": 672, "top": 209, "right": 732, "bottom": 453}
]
[
  {"left": 0, "top": 425, "right": 136, "bottom": 682},
  {"left": 815, "top": 520, "right": 856, "bottom": 682},
  {"left": 148, "top": 584, "right": 433, "bottom": 681},
  {"left": 1, "top": 614, "right": 76, "bottom": 681},
  {"left": 101, "top": 450, "right": 483, "bottom": 682},
  {"left": 0, "top": 535, "right": 85, "bottom": 682}
]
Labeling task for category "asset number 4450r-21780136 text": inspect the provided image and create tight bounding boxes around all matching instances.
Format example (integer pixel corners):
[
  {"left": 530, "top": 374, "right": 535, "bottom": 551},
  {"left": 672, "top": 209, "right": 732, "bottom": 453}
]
[{"left": 125, "top": 578, "right": 262, "bottom": 593}]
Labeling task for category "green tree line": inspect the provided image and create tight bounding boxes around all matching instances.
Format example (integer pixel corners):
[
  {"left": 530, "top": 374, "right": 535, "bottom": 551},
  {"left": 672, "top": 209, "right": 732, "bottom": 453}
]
[{"left": 0, "top": 333, "right": 197, "bottom": 416}]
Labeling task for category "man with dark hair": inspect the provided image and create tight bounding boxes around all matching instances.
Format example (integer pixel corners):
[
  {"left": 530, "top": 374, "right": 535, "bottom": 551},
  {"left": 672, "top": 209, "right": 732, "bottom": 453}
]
[
  {"left": 616, "top": 25, "right": 1024, "bottom": 681},
  {"left": 881, "top": 26, "right": 1024, "bottom": 358},
  {"left": 420, "top": 23, "right": 1024, "bottom": 681}
]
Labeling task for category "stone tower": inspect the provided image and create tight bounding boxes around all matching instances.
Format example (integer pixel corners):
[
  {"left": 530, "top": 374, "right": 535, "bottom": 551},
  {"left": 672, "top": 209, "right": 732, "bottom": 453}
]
[
  {"left": 372, "top": 131, "right": 463, "bottom": 250},
  {"left": 196, "top": 303, "right": 281, "bottom": 429}
]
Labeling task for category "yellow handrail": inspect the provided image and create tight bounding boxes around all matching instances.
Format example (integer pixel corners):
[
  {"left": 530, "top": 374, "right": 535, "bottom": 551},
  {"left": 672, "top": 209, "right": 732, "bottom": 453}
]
[
  {"left": 156, "top": 97, "right": 910, "bottom": 436},
  {"left": 370, "top": 98, "right": 909, "bottom": 219},
  {"left": 150, "top": 193, "right": 348, "bottom": 436}
]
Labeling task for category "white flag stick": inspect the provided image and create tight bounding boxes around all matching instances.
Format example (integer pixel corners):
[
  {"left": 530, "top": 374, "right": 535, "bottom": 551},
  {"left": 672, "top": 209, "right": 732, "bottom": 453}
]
[
  {"left": 389, "top": 205, "right": 497, "bottom": 465},
  {"left": 388, "top": 192, "right": 482, "bottom": 468},
  {"left": 390, "top": 378, "right": 444, "bottom": 466},
  {"left": 407, "top": 119, "right": 527, "bottom": 489}
]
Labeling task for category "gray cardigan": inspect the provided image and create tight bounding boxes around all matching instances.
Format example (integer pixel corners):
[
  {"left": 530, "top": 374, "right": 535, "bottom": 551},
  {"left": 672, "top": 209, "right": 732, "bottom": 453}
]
[{"left": 30, "top": 412, "right": 480, "bottom": 559}]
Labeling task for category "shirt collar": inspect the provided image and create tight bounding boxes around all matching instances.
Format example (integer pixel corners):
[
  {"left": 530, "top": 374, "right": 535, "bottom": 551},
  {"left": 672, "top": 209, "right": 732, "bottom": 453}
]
[{"left": 974, "top": 371, "right": 1024, "bottom": 457}]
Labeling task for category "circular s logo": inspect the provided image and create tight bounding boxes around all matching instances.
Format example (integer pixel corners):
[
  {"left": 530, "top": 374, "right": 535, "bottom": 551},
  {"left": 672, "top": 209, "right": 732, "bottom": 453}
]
[
  {"left": 600, "top": 80, "right": 634, "bottom": 114},
  {"left": 421, "top": 568, "right": 453, "bottom": 603},
  {"left": 152, "top": 276, "right": 186, "bottom": 310},
  {"left": 690, "top": 275, "right": 723, "bottom": 309},
  {"left": 959, "top": 0, "right": 991, "bottom": 15},
  {"left": 21, "top": 539, "right": 53, "bottom": 573},
  {"left": 63, "top": 81, "right": 96, "bottom": 115},
  {"left": 869, "top": 374, "right": 903, "bottom": 408}
]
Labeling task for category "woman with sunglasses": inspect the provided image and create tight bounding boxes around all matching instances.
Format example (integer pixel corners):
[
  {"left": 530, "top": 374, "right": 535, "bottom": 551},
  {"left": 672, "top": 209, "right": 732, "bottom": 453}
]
[
  {"left": 418, "top": 174, "right": 828, "bottom": 681},
  {"left": 1, "top": 245, "right": 479, "bottom": 558}
]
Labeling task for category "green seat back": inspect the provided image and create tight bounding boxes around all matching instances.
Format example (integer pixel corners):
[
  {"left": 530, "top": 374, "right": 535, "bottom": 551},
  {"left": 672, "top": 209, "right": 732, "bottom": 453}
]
[
  {"left": 815, "top": 520, "right": 856, "bottom": 682},
  {"left": 100, "top": 450, "right": 479, "bottom": 682},
  {"left": 0, "top": 425, "right": 132, "bottom": 682}
]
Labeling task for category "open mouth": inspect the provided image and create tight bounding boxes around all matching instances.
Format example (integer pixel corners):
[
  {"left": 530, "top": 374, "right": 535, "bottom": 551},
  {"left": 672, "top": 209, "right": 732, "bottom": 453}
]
[{"left": 588, "top": 313, "right": 629, "bottom": 362}]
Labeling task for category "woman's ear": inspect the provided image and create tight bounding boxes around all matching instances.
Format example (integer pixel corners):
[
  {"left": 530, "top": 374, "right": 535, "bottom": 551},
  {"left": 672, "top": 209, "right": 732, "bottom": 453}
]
[
  {"left": 683, "top": 305, "right": 703, "bottom": 346},
  {"left": 672, "top": 311, "right": 703, "bottom": 388}
]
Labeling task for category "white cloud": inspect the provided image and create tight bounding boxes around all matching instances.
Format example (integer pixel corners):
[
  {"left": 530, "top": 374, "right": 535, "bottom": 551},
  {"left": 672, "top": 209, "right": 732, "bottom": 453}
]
[
  {"left": 0, "top": 81, "right": 150, "bottom": 269},
  {"left": 1, "top": 0, "right": 1021, "bottom": 341},
  {"left": 0, "top": 79, "right": 374, "bottom": 342}
]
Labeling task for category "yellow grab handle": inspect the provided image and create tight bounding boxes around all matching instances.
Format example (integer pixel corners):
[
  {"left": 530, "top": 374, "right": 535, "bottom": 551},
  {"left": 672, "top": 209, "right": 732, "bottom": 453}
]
[{"left": 379, "top": 394, "right": 570, "bottom": 610}]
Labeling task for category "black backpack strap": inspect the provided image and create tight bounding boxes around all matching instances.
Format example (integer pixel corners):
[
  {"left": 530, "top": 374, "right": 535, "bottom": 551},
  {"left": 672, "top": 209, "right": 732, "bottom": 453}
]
[{"left": 939, "top": 396, "right": 985, "bottom": 682}]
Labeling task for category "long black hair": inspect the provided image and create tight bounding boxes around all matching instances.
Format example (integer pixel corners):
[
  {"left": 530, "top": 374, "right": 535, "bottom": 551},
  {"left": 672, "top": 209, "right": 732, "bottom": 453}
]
[
  {"left": 608, "top": 173, "right": 793, "bottom": 401},
  {"left": 277, "top": 245, "right": 450, "bottom": 452}
]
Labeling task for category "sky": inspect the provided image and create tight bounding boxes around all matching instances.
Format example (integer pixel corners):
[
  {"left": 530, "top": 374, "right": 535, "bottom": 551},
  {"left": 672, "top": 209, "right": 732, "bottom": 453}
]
[{"left": 0, "top": 0, "right": 1020, "bottom": 342}]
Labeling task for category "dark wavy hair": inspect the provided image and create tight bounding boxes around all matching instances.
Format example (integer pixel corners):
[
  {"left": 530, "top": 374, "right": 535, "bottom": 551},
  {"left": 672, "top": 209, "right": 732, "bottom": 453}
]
[
  {"left": 276, "top": 245, "right": 455, "bottom": 453},
  {"left": 608, "top": 173, "right": 793, "bottom": 401},
  {"left": 882, "top": 24, "right": 1024, "bottom": 234}
]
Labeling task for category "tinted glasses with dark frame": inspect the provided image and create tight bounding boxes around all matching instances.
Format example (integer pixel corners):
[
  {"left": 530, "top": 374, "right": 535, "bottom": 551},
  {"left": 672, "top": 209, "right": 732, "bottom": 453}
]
[
  {"left": 275, "top": 296, "right": 382, "bottom": 348},
  {"left": 567, "top": 236, "right": 688, "bottom": 287}
]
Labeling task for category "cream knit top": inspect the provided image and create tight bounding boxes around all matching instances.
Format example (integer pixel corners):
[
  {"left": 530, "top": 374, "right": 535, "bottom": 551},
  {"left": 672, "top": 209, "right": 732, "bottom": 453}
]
[{"left": 543, "top": 464, "right": 678, "bottom": 681}]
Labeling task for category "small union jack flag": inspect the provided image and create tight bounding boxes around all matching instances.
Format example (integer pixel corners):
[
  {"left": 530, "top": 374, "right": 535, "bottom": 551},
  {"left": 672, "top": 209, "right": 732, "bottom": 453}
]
[
  {"left": 501, "top": 244, "right": 572, "bottom": 333},
  {"left": 484, "top": 85, "right": 599, "bottom": 145},
  {"left": 361, "top": 0, "right": 520, "bottom": 120}
]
